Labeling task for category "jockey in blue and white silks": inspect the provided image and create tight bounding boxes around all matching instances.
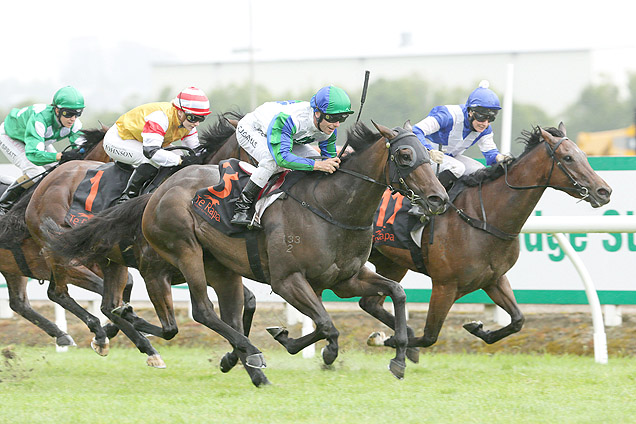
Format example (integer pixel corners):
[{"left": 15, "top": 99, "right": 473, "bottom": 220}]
[{"left": 413, "top": 80, "right": 508, "bottom": 187}]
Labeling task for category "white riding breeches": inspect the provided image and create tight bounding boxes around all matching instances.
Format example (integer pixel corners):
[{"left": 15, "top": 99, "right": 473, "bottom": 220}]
[
  {"left": 439, "top": 154, "right": 485, "bottom": 178},
  {"left": 0, "top": 123, "right": 54, "bottom": 179},
  {"left": 236, "top": 118, "right": 318, "bottom": 187},
  {"left": 104, "top": 126, "right": 156, "bottom": 168}
]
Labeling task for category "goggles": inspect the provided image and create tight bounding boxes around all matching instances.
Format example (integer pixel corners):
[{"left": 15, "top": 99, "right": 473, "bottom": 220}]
[
  {"left": 472, "top": 109, "right": 497, "bottom": 123},
  {"left": 185, "top": 113, "right": 206, "bottom": 123},
  {"left": 60, "top": 109, "right": 83, "bottom": 118},
  {"left": 323, "top": 113, "right": 349, "bottom": 123}
]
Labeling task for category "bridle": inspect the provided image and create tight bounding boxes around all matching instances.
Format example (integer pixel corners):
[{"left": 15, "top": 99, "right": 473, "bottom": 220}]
[{"left": 503, "top": 136, "right": 590, "bottom": 200}]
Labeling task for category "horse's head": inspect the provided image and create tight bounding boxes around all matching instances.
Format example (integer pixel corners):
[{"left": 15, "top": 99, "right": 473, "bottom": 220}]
[
  {"left": 372, "top": 121, "right": 448, "bottom": 215},
  {"left": 539, "top": 122, "right": 611, "bottom": 207}
]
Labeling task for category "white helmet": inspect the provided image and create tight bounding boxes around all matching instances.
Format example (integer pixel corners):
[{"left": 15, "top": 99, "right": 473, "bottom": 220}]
[{"left": 172, "top": 87, "right": 211, "bottom": 116}]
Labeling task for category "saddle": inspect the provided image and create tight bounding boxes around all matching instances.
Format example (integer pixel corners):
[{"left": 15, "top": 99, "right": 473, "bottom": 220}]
[{"left": 64, "top": 162, "right": 174, "bottom": 227}]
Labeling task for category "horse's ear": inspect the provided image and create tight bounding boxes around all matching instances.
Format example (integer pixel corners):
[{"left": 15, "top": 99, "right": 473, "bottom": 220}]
[
  {"left": 371, "top": 120, "right": 397, "bottom": 140},
  {"left": 538, "top": 126, "right": 555, "bottom": 144},
  {"left": 225, "top": 118, "right": 239, "bottom": 128},
  {"left": 403, "top": 120, "right": 413, "bottom": 131},
  {"left": 98, "top": 120, "right": 110, "bottom": 132},
  {"left": 558, "top": 121, "right": 567, "bottom": 137}
]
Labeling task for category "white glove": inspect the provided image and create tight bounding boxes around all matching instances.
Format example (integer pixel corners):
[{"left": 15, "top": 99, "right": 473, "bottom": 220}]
[
  {"left": 429, "top": 149, "right": 445, "bottom": 164},
  {"left": 496, "top": 153, "right": 512, "bottom": 163}
]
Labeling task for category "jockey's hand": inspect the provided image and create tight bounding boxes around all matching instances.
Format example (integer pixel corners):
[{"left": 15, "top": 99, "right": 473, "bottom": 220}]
[
  {"left": 496, "top": 153, "right": 512, "bottom": 163},
  {"left": 59, "top": 149, "right": 83, "bottom": 164},
  {"left": 313, "top": 157, "right": 341, "bottom": 174},
  {"left": 429, "top": 149, "right": 445, "bottom": 164},
  {"left": 179, "top": 154, "right": 203, "bottom": 167}
]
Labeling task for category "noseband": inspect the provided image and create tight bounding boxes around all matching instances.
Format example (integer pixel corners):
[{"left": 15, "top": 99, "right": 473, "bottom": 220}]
[{"left": 503, "top": 136, "right": 590, "bottom": 200}]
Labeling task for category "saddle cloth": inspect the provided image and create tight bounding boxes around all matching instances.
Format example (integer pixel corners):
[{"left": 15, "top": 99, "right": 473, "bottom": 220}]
[{"left": 373, "top": 189, "right": 428, "bottom": 250}]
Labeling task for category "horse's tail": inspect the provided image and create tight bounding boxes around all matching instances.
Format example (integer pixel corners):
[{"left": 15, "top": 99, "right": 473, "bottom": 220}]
[
  {"left": 40, "top": 193, "right": 151, "bottom": 265},
  {"left": 0, "top": 187, "right": 37, "bottom": 246}
]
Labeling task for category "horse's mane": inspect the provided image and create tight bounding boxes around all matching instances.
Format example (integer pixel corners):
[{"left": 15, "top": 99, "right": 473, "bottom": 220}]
[
  {"left": 459, "top": 126, "right": 563, "bottom": 187},
  {"left": 340, "top": 123, "right": 381, "bottom": 164},
  {"left": 197, "top": 111, "right": 244, "bottom": 160},
  {"left": 79, "top": 128, "right": 107, "bottom": 153}
]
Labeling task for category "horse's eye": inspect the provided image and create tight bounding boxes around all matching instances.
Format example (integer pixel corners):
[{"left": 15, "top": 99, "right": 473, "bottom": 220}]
[{"left": 563, "top": 155, "right": 573, "bottom": 163}]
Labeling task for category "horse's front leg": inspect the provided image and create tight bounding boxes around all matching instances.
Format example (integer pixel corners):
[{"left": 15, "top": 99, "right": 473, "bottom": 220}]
[
  {"left": 219, "top": 285, "right": 257, "bottom": 373},
  {"left": 267, "top": 272, "right": 340, "bottom": 365},
  {"left": 331, "top": 266, "right": 408, "bottom": 380},
  {"left": 464, "top": 274, "right": 525, "bottom": 344}
]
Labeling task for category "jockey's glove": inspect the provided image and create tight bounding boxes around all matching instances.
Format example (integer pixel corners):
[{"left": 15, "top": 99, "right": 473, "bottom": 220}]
[
  {"left": 429, "top": 149, "right": 445, "bottom": 164},
  {"left": 59, "top": 149, "right": 84, "bottom": 164},
  {"left": 179, "top": 154, "right": 204, "bottom": 167}
]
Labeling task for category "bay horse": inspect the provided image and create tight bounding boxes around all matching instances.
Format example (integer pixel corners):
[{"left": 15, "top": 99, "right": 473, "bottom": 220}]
[
  {"left": 28, "top": 114, "right": 255, "bottom": 368},
  {"left": 0, "top": 128, "right": 124, "bottom": 348},
  {"left": 363, "top": 123, "right": 611, "bottom": 359},
  {"left": 138, "top": 122, "right": 447, "bottom": 382}
]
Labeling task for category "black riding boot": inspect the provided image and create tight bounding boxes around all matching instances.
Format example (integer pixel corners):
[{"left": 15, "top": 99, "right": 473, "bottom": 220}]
[
  {"left": 230, "top": 180, "right": 263, "bottom": 228},
  {"left": 116, "top": 163, "right": 158, "bottom": 205},
  {"left": 0, "top": 180, "right": 28, "bottom": 216},
  {"left": 437, "top": 169, "right": 458, "bottom": 191}
]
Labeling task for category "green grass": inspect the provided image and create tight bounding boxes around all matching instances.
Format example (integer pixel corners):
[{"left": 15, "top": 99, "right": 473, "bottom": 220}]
[{"left": 1, "top": 346, "right": 635, "bottom": 424}]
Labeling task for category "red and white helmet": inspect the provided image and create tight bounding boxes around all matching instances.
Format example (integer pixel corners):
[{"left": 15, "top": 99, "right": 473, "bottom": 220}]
[{"left": 172, "top": 87, "right": 211, "bottom": 115}]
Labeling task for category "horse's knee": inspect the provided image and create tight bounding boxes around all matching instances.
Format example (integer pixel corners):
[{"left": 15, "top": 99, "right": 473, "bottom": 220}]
[
  {"left": 244, "top": 290, "right": 256, "bottom": 313},
  {"left": 8, "top": 298, "right": 28, "bottom": 315},
  {"left": 511, "top": 315, "right": 525, "bottom": 332},
  {"left": 163, "top": 326, "right": 178, "bottom": 340}
]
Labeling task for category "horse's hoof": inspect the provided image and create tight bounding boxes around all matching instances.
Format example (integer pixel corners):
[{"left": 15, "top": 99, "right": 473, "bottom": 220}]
[
  {"left": 266, "top": 326, "right": 286, "bottom": 340},
  {"left": 147, "top": 354, "right": 166, "bottom": 369},
  {"left": 219, "top": 352, "right": 239, "bottom": 373},
  {"left": 246, "top": 353, "right": 266, "bottom": 369},
  {"left": 388, "top": 358, "right": 406, "bottom": 380},
  {"left": 406, "top": 347, "right": 420, "bottom": 364},
  {"left": 367, "top": 331, "right": 388, "bottom": 347},
  {"left": 56, "top": 334, "right": 76, "bottom": 347},
  {"left": 463, "top": 321, "right": 484, "bottom": 334},
  {"left": 90, "top": 337, "right": 110, "bottom": 357},
  {"left": 321, "top": 346, "right": 338, "bottom": 366}
]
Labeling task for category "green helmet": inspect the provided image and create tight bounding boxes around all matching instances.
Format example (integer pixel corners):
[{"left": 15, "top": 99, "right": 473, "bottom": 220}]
[
  {"left": 53, "top": 86, "right": 85, "bottom": 110},
  {"left": 310, "top": 86, "right": 354, "bottom": 115}
]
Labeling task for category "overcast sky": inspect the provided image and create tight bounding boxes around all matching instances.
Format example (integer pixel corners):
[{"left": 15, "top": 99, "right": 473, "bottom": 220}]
[{"left": 1, "top": 0, "right": 635, "bottom": 96}]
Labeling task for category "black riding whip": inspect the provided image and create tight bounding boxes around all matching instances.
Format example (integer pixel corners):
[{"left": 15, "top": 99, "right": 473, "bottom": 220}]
[{"left": 338, "top": 70, "right": 370, "bottom": 159}]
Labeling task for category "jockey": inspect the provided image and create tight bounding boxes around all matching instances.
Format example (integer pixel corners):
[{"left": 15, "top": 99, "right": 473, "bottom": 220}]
[
  {"left": 230, "top": 85, "right": 354, "bottom": 228},
  {"left": 0, "top": 85, "right": 86, "bottom": 215},
  {"left": 103, "top": 86, "right": 211, "bottom": 204},
  {"left": 413, "top": 80, "right": 508, "bottom": 188}
]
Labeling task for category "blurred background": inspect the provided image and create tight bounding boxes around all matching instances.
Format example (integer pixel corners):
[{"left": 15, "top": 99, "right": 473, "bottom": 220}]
[{"left": 1, "top": 0, "right": 635, "bottom": 159}]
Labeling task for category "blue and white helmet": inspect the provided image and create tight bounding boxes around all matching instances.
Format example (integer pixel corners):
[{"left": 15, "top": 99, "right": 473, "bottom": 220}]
[{"left": 466, "top": 80, "right": 501, "bottom": 110}]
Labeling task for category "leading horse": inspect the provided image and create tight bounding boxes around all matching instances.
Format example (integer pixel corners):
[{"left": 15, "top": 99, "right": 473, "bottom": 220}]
[
  {"left": 139, "top": 122, "right": 447, "bottom": 383},
  {"left": 363, "top": 123, "right": 611, "bottom": 359}
]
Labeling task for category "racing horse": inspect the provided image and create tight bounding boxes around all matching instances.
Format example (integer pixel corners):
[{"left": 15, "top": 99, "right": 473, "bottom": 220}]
[
  {"left": 27, "top": 114, "right": 252, "bottom": 367},
  {"left": 136, "top": 121, "right": 447, "bottom": 383},
  {"left": 0, "top": 128, "right": 124, "bottom": 348},
  {"left": 363, "top": 123, "right": 611, "bottom": 359}
]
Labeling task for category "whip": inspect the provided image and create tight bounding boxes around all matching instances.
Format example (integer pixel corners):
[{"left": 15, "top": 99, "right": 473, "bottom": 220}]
[{"left": 338, "top": 70, "right": 370, "bottom": 159}]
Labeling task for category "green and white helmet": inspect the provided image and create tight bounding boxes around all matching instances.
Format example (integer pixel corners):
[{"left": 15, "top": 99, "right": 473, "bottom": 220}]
[{"left": 53, "top": 86, "right": 85, "bottom": 110}]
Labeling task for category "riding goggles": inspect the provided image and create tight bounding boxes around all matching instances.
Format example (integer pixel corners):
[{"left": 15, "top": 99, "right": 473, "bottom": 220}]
[
  {"left": 185, "top": 113, "right": 206, "bottom": 123},
  {"left": 60, "top": 108, "right": 83, "bottom": 118},
  {"left": 323, "top": 113, "right": 349, "bottom": 123},
  {"left": 472, "top": 109, "right": 497, "bottom": 123}
]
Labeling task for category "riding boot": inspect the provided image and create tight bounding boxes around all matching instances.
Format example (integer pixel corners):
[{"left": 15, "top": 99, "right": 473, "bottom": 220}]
[
  {"left": 0, "top": 179, "right": 29, "bottom": 216},
  {"left": 437, "top": 169, "right": 458, "bottom": 191},
  {"left": 116, "top": 163, "right": 158, "bottom": 205},
  {"left": 230, "top": 180, "right": 263, "bottom": 228}
]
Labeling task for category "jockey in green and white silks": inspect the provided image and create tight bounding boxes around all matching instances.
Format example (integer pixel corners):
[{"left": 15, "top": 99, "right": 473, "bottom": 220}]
[
  {"left": 231, "top": 85, "right": 354, "bottom": 228},
  {"left": 0, "top": 86, "right": 86, "bottom": 215},
  {"left": 413, "top": 80, "right": 508, "bottom": 187}
]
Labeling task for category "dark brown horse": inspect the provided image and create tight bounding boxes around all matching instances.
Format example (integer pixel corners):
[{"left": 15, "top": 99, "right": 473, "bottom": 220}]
[
  {"left": 137, "top": 122, "right": 447, "bottom": 383},
  {"left": 0, "top": 128, "right": 123, "bottom": 348},
  {"left": 362, "top": 123, "right": 611, "bottom": 359},
  {"left": 28, "top": 115, "right": 252, "bottom": 367}
]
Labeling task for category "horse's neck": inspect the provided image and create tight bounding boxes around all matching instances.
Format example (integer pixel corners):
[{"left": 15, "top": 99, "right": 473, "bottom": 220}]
[
  {"left": 312, "top": 140, "right": 389, "bottom": 226},
  {"left": 84, "top": 141, "right": 111, "bottom": 163},
  {"left": 464, "top": 148, "right": 549, "bottom": 234}
]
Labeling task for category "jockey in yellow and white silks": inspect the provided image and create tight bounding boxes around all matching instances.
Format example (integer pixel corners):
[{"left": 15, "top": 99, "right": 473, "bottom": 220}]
[{"left": 103, "top": 86, "right": 211, "bottom": 204}]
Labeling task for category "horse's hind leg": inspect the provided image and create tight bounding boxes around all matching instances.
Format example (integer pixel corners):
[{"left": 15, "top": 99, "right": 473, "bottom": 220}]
[
  {"left": 463, "top": 274, "right": 525, "bottom": 344},
  {"left": 4, "top": 273, "right": 75, "bottom": 347}
]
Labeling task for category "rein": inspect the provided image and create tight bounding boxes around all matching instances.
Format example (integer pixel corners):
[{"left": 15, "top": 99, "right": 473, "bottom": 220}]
[{"left": 448, "top": 136, "right": 589, "bottom": 241}]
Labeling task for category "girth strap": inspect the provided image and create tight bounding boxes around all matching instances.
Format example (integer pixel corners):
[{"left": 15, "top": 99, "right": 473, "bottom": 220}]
[
  {"left": 10, "top": 246, "right": 35, "bottom": 279},
  {"left": 245, "top": 231, "right": 267, "bottom": 283},
  {"left": 447, "top": 202, "right": 518, "bottom": 241}
]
